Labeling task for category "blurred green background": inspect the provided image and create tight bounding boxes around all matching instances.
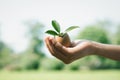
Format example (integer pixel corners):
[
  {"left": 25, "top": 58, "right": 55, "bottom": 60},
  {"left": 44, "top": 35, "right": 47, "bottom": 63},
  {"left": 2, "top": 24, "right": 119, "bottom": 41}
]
[{"left": 0, "top": 0, "right": 120, "bottom": 80}]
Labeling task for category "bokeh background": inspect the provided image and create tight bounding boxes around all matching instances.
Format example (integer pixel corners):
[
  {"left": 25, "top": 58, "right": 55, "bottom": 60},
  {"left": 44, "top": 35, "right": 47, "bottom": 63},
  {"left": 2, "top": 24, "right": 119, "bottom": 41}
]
[{"left": 0, "top": 0, "right": 120, "bottom": 80}]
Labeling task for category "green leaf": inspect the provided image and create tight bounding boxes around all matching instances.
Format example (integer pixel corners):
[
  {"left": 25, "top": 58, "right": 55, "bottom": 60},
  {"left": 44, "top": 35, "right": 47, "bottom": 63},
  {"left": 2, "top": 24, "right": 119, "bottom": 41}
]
[
  {"left": 45, "top": 30, "right": 58, "bottom": 36},
  {"left": 52, "top": 20, "right": 60, "bottom": 33},
  {"left": 65, "top": 26, "right": 79, "bottom": 33}
]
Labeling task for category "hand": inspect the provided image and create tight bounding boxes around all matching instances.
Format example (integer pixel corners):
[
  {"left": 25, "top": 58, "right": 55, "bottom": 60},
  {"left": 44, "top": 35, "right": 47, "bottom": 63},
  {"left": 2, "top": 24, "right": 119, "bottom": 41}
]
[{"left": 45, "top": 36, "right": 96, "bottom": 64}]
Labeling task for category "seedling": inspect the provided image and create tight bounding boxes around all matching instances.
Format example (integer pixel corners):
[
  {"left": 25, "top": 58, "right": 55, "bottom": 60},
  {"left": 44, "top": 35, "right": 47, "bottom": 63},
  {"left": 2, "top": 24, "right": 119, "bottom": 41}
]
[{"left": 45, "top": 20, "right": 79, "bottom": 47}]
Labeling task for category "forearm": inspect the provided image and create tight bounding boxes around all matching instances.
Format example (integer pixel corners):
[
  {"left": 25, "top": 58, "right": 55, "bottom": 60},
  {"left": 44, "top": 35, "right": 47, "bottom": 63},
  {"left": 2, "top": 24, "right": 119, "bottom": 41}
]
[{"left": 92, "top": 42, "right": 120, "bottom": 61}]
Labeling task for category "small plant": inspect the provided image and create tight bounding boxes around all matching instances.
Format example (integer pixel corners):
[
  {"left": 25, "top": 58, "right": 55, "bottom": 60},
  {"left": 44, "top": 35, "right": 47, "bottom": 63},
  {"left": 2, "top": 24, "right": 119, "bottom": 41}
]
[{"left": 45, "top": 20, "right": 79, "bottom": 47}]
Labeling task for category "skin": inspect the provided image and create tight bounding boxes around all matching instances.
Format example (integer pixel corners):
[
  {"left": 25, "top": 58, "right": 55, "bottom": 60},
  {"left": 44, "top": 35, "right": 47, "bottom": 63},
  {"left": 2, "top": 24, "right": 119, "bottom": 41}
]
[
  {"left": 55, "top": 33, "right": 71, "bottom": 47},
  {"left": 45, "top": 36, "right": 120, "bottom": 64}
]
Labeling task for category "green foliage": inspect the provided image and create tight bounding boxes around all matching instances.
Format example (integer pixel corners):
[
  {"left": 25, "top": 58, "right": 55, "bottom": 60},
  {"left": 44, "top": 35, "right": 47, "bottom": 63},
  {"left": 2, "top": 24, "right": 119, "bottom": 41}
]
[
  {"left": 45, "top": 30, "right": 58, "bottom": 36},
  {"left": 52, "top": 20, "right": 60, "bottom": 33},
  {"left": 65, "top": 26, "right": 79, "bottom": 33},
  {"left": 41, "top": 58, "right": 65, "bottom": 70},
  {"left": 78, "top": 56, "right": 100, "bottom": 70},
  {"left": 46, "top": 20, "right": 79, "bottom": 37},
  {"left": 3, "top": 53, "right": 41, "bottom": 71},
  {"left": 77, "top": 26, "right": 110, "bottom": 44},
  {"left": 65, "top": 60, "right": 80, "bottom": 71},
  {"left": 1, "top": 20, "right": 46, "bottom": 71},
  {"left": 114, "top": 25, "right": 120, "bottom": 44},
  {"left": 19, "top": 53, "right": 40, "bottom": 70},
  {"left": 78, "top": 56, "right": 120, "bottom": 70},
  {"left": 0, "top": 42, "right": 13, "bottom": 69},
  {"left": 25, "top": 20, "right": 45, "bottom": 58}
]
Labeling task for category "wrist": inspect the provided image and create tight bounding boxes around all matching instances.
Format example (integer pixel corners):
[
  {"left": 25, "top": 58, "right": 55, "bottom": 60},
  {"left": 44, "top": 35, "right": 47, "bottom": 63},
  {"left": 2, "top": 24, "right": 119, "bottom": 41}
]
[
  {"left": 82, "top": 41, "right": 98, "bottom": 56},
  {"left": 91, "top": 41, "right": 103, "bottom": 55}
]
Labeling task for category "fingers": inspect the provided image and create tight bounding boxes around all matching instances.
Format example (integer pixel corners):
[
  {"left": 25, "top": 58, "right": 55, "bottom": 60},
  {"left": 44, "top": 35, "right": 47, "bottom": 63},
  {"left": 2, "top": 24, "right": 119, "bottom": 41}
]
[
  {"left": 51, "top": 38, "right": 72, "bottom": 56},
  {"left": 45, "top": 37, "right": 92, "bottom": 64},
  {"left": 45, "top": 36, "right": 70, "bottom": 64},
  {"left": 45, "top": 36, "right": 55, "bottom": 55},
  {"left": 49, "top": 39, "right": 71, "bottom": 64}
]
